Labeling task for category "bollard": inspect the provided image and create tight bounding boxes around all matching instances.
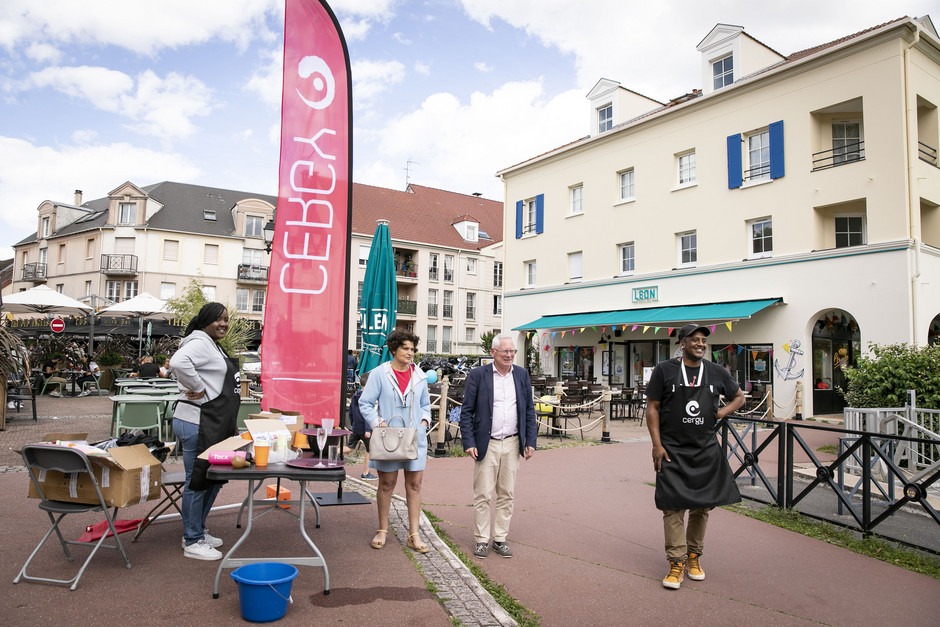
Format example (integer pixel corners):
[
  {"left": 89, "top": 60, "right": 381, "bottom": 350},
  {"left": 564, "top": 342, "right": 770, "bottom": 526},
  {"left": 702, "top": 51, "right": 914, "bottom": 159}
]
[
  {"left": 434, "top": 375, "right": 449, "bottom": 457},
  {"left": 601, "top": 387, "right": 611, "bottom": 443},
  {"left": 794, "top": 381, "right": 802, "bottom": 420}
]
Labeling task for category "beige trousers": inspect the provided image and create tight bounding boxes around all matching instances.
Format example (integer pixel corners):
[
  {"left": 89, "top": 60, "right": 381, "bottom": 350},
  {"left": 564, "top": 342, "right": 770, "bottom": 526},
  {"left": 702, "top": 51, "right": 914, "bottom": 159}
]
[
  {"left": 662, "top": 508, "right": 711, "bottom": 562},
  {"left": 472, "top": 435, "right": 521, "bottom": 543}
]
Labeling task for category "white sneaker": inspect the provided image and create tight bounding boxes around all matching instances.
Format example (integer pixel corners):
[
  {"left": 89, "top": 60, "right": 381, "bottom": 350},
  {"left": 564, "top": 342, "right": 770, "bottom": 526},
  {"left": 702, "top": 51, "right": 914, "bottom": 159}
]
[
  {"left": 49, "top": 392, "right": 62, "bottom": 398},
  {"left": 183, "top": 539, "right": 222, "bottom": 561},
  {"left": 182, "top": 533, "right": 223, "bottom": 549},
  {"left": 6, "top": 402, "right": 15, "bottom": 409}
]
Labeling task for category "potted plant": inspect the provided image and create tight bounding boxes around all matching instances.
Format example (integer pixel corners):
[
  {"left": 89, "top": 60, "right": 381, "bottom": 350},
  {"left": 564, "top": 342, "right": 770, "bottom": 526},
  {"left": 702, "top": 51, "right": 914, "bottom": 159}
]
[{"left": 96, "top": 350, "right": 123, "bottom": 390}]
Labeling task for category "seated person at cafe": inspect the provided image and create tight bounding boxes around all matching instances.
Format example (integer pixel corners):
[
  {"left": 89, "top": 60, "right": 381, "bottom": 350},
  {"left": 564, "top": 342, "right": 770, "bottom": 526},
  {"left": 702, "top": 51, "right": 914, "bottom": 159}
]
[
  {"left": 76, "top": 356, "right": 101, "bottom": 396},
  {"left": 42, "top": 355, "right": 68, "bottom": 397},
  {"left": 130, "top": 355, "right": 161, "bottom": 378}
]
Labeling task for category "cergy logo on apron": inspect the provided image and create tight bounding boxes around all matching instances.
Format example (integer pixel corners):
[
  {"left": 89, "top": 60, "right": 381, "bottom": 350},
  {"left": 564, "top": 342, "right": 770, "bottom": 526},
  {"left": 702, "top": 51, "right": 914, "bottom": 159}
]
[{"left": 683, "top": 399, "right": 704, "bottom": 425}]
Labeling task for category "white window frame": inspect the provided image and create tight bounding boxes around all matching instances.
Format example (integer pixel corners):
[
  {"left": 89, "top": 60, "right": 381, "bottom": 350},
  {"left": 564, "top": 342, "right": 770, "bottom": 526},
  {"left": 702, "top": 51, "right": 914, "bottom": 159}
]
[
  {"left": 245, "top": 215, "right": 263, "bottom": 238},
  {"left": 525, "top": 260, "right": 536, "bottom": 288},
  {"left": 745, "top": 129, "right": 771, "bottom": 182},
  {"left": 677, "top": 231, "right": 697, "bottom": 268},
  {"left": 202, "top": 285, "right": 216, "bottom": 301},
  {"left": 832, "top": 120, "right": 863, "bottom": 165},
  {"left": 443, "top": 290, "right": 453, "bottom": 319},
  {"left": 242, "top": 248, "right": 263, "bottom": 266},
  {"left": 251, "top": 289, "right": 265, "bottom": 314},
  {"left": 597, "top": 103, "right": 613, "bottom": 133},
  {"left": 358, "top": 244, "right": 370, "bottom": 266},
  {"left": 568, "top": 251, "right": 583, "bottom": 283},
  {"left": 569, "top": 184, "right": 583, "bottom": 215},
  {"left": 465, "top": 327, "right": 476, "bottom": 343},
  {"left": 235, "top": 288, "right": 249, "bottom": 312},
  {"left": 163, "top": 239, "right": 179, "bottom": 261},
  {"left": 524, "top": 198, "right": 537, "bottom": 234},
  {"left": 428, "top": 253, "right": 439, "bottom": 280},
  {"left": 466, "top": 292, "right": 476, "bottom": 321},
  {"left": 118, "top": 203, "right": 135, "bottom": 225},
  {"left": 41, "top": 217, "right": 50, "bottom": 238},
  {"left": 748, "top": 217, "right": 773, "bottom": 259},
  {"left": 466, "top": 224, "right": 477, "bottom": 241},
  {"left": 493, "top": 294, "right": 502, "bottom": 315},
  {"left": 123, "top": 280, "right": 138, "bottom": 301},
  {"left": 443, "top": 255, "right": 454, "bottom": 282},
  {"left": 493, "top": 261, "right": 503, "bottom": 288},
  {"left": 617, "top": 169, "right": 635, "bottom": 203},
  {"left": 106, "top": 280, "right": 121, "bottom": 301},
  {"left": 677, "top": 151, "right": 696, "bottom": 187},
  {"left": 160, "top": 282, "right": 176, "bottom": 300},
  {"left": 57, "top": 243, "right": 65, "bottom": 264},
  {"left": 86, "top": 238, "right": 94, "bottom": 259},
  {"left": 84, "top": 280, "right": 92, "bottom": 296},
  {"left": 618, "top": 242, "right": 635, "bottom": 276},
  {"left": 835, "top": 215, "right": 866, "bottom": 248},
  {"left": 713, "top": 54, "right": 733, "bottom": 89}
]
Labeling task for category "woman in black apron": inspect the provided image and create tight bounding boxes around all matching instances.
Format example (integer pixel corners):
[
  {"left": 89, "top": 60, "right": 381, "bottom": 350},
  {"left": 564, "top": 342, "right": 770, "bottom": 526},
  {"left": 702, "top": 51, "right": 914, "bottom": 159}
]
[
  {"left": 646, "top": 324, "right": 744, "bottom": 588},
  {"left": 170, "top": 303, "right": 241, "bottom": 561}
]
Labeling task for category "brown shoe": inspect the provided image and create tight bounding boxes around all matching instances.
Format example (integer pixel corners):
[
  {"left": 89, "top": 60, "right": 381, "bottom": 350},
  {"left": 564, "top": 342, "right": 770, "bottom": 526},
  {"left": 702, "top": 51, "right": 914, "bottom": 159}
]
[{"left": 662, "top": 561, "right": 684, "bottom": 589}]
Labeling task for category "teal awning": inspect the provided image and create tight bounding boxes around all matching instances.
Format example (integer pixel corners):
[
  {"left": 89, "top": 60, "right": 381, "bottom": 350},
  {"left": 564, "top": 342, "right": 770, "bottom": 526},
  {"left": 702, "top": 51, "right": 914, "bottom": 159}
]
[{"left": 513, "top": 298, "right": 782, "bottom": 331}]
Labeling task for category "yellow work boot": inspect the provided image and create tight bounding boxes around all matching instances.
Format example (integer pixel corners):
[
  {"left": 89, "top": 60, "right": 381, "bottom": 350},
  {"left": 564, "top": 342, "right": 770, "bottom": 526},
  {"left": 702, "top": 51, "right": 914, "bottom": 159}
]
[
  {"left": 686, "top": 552, "right": 705, "bottom": 580},
  {"left": 662, "top": 560, "right": 684, "bottom": 589}
]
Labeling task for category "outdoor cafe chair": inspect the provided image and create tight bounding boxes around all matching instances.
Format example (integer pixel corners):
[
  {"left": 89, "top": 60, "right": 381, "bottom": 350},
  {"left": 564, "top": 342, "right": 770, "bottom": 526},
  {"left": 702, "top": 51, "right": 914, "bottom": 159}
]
[
  {"left": 81, "top": 377, "right": 105, "bottom": 396},
  {"left": 15, "top": 444, "right": 132, "bottom": 590},
  {"left": 4, "top": 373, "right": 38, "bottom": 426},
  {"left": 114, "top": 400, "right": 164, "bottom": 441},
  {"left": 39, "top": 374, "right": 65, "bottom": 397},
  {"left": 236, "top": 399, "right": 262, "bottom": 431}
]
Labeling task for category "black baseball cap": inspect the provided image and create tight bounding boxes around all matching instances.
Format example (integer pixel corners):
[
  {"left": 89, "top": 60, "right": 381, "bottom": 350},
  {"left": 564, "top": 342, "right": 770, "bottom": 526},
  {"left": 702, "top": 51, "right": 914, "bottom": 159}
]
[{"left": 676, "top": 323, "right": 710, "bottom": 344}]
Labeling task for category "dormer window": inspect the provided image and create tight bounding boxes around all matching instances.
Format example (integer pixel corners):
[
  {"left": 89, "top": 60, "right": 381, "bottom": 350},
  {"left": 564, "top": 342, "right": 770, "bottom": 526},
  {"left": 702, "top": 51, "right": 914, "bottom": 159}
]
[
  {"left": 41, "top": 216, "right": 50, "bottom": 238},
  {"left": 118, "top": 202, "right": 135, "bottom": 225},
  {"left": 713, "top": 55, "right": 733, "bottom": 89},
  {"left": 598, "top": 104, "right": 613, "bottom": 133},
  {"left": 204, "top": 209, "right": 217, "bottom": 221}
]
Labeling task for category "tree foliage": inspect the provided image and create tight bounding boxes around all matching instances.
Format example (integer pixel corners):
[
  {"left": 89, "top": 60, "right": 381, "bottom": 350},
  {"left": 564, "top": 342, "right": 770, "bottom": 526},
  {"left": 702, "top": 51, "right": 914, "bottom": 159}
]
[
  {"left": 479, "top": 330, "right": 496, "bottom": 354},
  {"left": 165, "top": 278, "right": 251, "bottom": 357},
  {"left": 844, "top": 343, "right": 940, "bottom": 409}
]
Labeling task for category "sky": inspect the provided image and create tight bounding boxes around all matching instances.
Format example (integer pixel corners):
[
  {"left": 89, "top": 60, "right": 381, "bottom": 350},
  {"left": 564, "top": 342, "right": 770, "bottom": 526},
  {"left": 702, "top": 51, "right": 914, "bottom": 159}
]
[{"left": 0, "top": 0, "right": 936, "bottom": 259}]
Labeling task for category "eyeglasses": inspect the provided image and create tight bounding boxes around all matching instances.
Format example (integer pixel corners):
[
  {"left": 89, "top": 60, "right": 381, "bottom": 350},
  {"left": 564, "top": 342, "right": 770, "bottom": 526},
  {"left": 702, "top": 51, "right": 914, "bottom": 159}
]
[{"left": 494, "top": 349, "right": 517, "bottom": 356}]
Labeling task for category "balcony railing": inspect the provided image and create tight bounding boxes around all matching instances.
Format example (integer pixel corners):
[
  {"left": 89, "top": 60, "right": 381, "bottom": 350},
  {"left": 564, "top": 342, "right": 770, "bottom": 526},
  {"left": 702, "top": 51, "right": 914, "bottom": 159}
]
[
  {"left": 811, "top": 141, "right": 865, "bottom": 171},
  {"left": 443, "top": 269, "right": 454, "bottom": 282},
  {"left": 427, "top": 303, "right": 438, "bottom": 317},
  {"left": 441, "top": 341, "right": 452, "bottom": 353},
  {"left": 426, "top": 340, "right": 437, "bottom": 352},
  {"left": 397, "top": 299, "right": 417, "bottom": 316},
  {"left": 442, "top": 304, "right": 453, "bottom": 319},
  {"left": 396, "top": 261, "right": 419, "bottom": 279},
  {"left": 22, "top": 262, "right": 47, "bottom": 282},
  {"left": 237, "top": 264, "right": 269, "bottom": 283},
  {"left": 918, "top": 141, "right": 938, "bottom": 167},
  {"left": 100, "top": 254, "right": 138, "bottom": 275}
]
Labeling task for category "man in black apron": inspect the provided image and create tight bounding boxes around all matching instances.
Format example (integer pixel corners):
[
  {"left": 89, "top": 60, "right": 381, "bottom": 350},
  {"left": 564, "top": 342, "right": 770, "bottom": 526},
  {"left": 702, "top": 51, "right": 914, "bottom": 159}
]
[{"left": 646, "top": 323, "right": 744, "bottom": 589}]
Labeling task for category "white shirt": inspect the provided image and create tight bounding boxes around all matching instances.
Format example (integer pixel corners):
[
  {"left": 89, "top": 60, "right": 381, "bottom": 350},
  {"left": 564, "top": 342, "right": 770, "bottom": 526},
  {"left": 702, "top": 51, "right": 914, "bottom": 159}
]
[{"left": 490, "top": 364, "right": 518, "bottom": 439}]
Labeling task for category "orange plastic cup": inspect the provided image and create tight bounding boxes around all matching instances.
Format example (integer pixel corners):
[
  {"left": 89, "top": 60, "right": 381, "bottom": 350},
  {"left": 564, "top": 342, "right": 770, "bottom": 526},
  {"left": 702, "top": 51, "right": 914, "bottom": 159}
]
[
  {"left": 241, "top": 431, "right": 253, "bottom": 440},
  {"left": 253, "top": 442, "right": 270, "bottom": 466},
  {"left": 292, "top": 430, "right": 308, "bottom": 449}
]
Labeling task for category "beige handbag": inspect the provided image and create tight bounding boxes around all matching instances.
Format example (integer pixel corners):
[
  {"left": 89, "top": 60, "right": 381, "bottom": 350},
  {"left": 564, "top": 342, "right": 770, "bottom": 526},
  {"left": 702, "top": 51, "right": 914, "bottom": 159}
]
[{"left": 371, "top": 390, "right": 418, "bottom": 462}]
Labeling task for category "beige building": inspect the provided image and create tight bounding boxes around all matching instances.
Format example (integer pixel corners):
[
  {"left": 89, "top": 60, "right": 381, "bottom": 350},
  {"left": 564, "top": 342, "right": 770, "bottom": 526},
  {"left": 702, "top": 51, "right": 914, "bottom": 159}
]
[
  {"left": 349, "top": 183, "right": 503, "bottom": 355},
  {"left": 8, "top": 181, "right": 276, "bottom": 324},
  {"left": 498, "top": 16, "right": 940, "bottom": 417},
  {"left": 6, "top": 180, "right": 503, "bottom": 356}
]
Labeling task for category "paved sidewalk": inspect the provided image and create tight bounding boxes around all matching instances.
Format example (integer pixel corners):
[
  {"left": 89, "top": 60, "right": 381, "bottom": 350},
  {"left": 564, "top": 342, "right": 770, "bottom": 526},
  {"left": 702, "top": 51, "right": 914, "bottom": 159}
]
[{"left": 1, "top": 396, "right": 938, "bottom": 626}]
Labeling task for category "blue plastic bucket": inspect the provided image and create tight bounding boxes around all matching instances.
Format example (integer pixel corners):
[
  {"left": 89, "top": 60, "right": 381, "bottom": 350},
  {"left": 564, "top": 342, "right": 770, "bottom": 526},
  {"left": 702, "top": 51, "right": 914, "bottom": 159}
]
[{"left": 230, "top": 562, "right": 298, "bottom": 623}]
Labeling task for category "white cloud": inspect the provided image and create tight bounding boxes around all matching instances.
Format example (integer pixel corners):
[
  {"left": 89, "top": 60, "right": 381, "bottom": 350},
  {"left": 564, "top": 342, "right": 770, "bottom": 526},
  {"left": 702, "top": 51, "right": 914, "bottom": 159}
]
[
  {"left": 70, "top": 129, "right": 98, "bottom": 143},
  {"left": 414, "top": 61, "right": 431, "bottom": 76},
  {"left": 25, "top": 66, "right": 214, "bottom": 139},
  {"left": 393, "top": 32, "right": 412, "bottom": 45},
  {"left": 474, "top": 62, "right": 492, "bottom": 73},
  {"left": 458, "top": 0, "right": 939, "bottom": 100},
  {"left": 360, "top": 80, "right": 584, "bottom": 199},
  {"left": 245, "top": 48, "right": 284, "bottom": 108},
  {"left": 351, "top": 59, "right": 407, "bottom": 105},
  {"left": 25, "top": 42, "right": 61, "bottom": 64},
  {"left": 0, "top": 137, "right": 201, "bottom": 257}
]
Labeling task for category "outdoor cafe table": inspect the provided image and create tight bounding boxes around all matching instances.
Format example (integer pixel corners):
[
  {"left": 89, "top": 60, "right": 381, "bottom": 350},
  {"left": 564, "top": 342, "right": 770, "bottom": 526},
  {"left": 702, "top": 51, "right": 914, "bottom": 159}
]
[{"left": 206, "top": 461, "right": 347, "bottom": 599}]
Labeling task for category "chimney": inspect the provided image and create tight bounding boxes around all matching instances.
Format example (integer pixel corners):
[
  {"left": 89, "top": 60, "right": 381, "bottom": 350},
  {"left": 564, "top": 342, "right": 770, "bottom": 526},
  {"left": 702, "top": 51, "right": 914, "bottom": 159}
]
[{"left": 74, "top": 189, "right": 83, "bottom": 205}]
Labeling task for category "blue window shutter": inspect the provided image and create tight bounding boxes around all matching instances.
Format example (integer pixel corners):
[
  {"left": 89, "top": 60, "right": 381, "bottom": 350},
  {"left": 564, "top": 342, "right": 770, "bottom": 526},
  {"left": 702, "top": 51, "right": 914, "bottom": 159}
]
[
  {"left": 535, "top": 194, "right": 544, "bottom": 234},
  {"left": 515, "top": 200, "right": 523, "bottom": 239},
  {"left": 769, "top": 120, "right": 785, "bottom": 179},
  {"left": 727, "top": 134, "right": 742, "bottom": 189}
]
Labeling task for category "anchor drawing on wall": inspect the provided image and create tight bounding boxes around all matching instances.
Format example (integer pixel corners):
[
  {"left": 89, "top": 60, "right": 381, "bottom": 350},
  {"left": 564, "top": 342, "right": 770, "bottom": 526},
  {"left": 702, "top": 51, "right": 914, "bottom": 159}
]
[{"left": 774, "top": 339, "right": 804, "bottom": 380}]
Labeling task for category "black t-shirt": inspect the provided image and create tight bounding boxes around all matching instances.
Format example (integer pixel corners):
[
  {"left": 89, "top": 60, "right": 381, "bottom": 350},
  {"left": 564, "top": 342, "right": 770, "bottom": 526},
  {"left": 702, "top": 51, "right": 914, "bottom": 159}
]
[
  {"left": 137, "top": 363, "right": 161, "bottom": 378},
  {"left": 646, "top": 358, "right": 740, "bottom": 407}
]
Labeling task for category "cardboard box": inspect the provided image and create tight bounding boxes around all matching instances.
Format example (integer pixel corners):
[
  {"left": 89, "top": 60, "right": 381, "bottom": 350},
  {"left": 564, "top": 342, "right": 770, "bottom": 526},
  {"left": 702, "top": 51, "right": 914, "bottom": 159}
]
[
  {"left": 27, "top": 439, "right": 162, "bottom": 508},
  {"left": 265, "top": 484, "right": 291, "bottom": 509},
  {"left": 267, "top": 408, "right": 304, "bottom": 432}
]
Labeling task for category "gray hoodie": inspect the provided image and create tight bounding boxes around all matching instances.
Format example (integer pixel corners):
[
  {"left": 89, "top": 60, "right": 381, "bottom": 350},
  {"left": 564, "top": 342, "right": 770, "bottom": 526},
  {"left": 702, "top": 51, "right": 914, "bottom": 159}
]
[{"left": 170, "top": 330, "right": 229, "bottom": 425}]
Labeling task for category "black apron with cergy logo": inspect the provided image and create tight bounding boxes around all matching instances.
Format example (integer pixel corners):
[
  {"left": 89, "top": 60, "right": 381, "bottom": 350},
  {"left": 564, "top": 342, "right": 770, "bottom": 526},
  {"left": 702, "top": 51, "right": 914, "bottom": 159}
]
[
  {"left": 654, "top": 361, "right": 741, "bottom": 511},
  {"left": 188, "top": 353, "right": 241, "bottom": 491}
]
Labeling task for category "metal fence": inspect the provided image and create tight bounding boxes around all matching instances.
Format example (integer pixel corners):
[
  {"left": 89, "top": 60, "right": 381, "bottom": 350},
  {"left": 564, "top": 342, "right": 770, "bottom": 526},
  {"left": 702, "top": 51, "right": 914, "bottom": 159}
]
[{"left": 721, "top": 410, "right": 940, "bottom": 553}]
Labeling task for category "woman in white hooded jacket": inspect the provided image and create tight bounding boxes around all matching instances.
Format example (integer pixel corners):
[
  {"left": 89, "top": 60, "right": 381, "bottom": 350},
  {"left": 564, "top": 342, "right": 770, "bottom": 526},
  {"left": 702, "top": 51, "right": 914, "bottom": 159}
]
[{"left": 170, "top": 302, "right": 240, "bottom": 561}]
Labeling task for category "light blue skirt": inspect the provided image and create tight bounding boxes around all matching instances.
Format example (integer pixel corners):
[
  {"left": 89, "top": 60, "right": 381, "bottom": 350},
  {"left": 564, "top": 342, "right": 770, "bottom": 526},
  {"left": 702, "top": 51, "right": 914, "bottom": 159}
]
[{"left": 370, "top": 424, "right": 428, "bottom": 472}]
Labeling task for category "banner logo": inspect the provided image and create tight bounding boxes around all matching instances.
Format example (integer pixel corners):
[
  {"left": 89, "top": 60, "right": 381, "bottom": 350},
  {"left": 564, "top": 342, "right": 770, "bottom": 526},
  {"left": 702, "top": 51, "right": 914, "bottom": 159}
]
[{"left": 296, "top": 55, "right": 335, "bottom": 109}]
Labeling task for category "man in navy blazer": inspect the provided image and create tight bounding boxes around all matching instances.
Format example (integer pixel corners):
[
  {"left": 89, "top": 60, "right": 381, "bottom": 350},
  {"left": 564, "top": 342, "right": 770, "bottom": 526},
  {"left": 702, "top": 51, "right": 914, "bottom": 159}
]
[{"left": 460, "top": 334, "right": 537, "bottom": 559}]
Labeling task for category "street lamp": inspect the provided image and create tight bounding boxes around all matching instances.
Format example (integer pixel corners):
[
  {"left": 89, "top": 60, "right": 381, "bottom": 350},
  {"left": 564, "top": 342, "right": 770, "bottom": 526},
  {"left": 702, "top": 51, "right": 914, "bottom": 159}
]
[{"left": 263, "top": 218, "right": 276, "bottom": 253}]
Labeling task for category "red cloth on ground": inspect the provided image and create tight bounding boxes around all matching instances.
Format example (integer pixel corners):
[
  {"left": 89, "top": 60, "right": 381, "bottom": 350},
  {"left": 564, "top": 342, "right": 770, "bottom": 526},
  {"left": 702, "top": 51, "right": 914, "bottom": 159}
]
[{"left": 77, "top": 518, "right": 145, "bottom": 542}]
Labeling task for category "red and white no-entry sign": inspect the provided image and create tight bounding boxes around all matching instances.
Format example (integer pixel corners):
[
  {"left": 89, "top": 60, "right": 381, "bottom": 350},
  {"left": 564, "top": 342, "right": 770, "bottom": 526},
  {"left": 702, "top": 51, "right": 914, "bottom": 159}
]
[{"left": 50, "top": 318, "right": 65, "bottom": 333}]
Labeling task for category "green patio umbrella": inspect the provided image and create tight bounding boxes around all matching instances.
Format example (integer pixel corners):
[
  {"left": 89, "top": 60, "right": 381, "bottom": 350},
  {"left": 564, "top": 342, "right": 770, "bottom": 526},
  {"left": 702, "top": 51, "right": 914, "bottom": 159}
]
[{"left": 357, "top": 219, "right": 397, "bottom": 376}]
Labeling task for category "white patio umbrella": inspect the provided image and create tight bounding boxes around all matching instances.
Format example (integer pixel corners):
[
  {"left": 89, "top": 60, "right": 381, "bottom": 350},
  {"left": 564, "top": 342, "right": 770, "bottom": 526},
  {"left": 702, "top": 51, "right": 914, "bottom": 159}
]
[
  {"left": 96, "top": 292, "right": 173, "bottom": 358},
  {"left": 1, "top": 285, "right": 93, "bottom": 316}
]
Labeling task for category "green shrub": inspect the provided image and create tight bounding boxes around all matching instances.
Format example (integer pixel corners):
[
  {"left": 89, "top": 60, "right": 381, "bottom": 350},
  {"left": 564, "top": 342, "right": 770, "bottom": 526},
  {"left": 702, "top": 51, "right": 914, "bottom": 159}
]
[{"left": 844, "top": 343, "right": 940, "bottom": 409}]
